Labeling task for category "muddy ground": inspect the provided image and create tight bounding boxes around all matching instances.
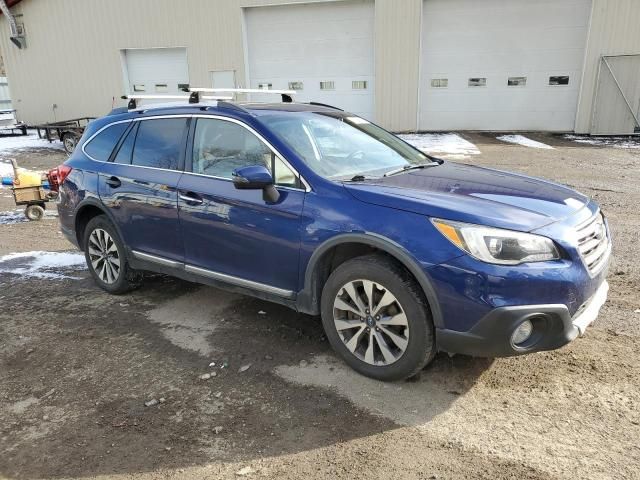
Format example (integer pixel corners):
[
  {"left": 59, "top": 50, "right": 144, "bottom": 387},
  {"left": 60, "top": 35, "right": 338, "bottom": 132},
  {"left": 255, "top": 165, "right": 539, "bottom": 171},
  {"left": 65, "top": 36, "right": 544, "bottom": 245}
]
[{"left": 0, "top": 133, "right": 638, "bottom": 480}]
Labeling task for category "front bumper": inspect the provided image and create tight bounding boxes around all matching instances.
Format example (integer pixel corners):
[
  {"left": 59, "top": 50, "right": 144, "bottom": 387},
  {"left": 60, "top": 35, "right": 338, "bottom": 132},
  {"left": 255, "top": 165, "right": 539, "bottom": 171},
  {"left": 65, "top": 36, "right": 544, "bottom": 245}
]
[{"left": 436, "top": 280, "right": 609, "bottom": 357}]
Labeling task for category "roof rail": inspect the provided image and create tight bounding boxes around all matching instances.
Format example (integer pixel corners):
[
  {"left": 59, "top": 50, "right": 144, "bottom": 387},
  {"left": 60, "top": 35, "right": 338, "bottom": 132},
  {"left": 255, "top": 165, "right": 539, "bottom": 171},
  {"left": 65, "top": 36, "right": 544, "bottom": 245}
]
[
  {"left": 184, "top": 87, "right": 296, "bottom": 103},
  {"left": 308, "top": 101, "right": 343, "bottom": 111},
  {"left": 121, "top": 94, "right": 233, "bottom": 110},
  {"left": 216, "top": 101, "right": 252, "bottom": 114}
]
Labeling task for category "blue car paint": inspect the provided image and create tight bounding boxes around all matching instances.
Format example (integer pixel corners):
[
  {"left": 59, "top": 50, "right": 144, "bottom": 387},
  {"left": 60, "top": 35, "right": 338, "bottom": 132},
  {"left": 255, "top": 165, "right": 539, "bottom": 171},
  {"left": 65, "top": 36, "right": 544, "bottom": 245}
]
[
  {"left": 98, "top": 161, "right": 184, "bottom": 262},
  {"left": 57, "top": 103, "right": 609, "bottom": 349},
  {"left": 176, "top": 173, "right": 305, "bottom": 291},
  {"left": 342, "top": 162, "right": 589, "bottom": 232}
]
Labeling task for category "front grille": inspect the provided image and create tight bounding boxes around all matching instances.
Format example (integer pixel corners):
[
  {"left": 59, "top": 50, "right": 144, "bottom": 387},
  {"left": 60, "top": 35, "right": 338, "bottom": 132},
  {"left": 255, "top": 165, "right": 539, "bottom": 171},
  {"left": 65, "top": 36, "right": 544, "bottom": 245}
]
[{"left": 575, "top": 212, "right": 610, "bottom": 275}]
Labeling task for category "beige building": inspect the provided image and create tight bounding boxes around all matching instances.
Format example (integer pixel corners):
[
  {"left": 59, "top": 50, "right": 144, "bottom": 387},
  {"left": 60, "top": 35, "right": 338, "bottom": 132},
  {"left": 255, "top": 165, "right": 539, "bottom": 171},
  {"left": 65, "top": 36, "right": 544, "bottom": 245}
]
[{"left": 0, "top": 0, "right": 639, "bottom": 134}]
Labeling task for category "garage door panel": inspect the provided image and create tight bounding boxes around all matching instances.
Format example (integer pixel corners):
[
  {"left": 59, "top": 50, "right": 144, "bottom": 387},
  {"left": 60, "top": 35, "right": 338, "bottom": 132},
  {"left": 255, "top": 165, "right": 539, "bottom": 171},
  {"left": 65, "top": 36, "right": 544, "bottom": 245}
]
[
  {"left": 426, "top": 31, "right": 582, "bottom": 55},
  {"left": 277, "top": 18, "right": 374, "bottom": 39},
  {"left": 424, "top": 0, "right": 590, "bottom": 26},
  {"left": 424, "top": 52, "right": 586, "bottom": 75},
  {"left": 250, "top": 41, "right": 373, "bottom": 78},
  {"left": 424, "top": 110, "right": 572, "bottom": 132},
  {"left": 252, "top": 52, "right": 372, "bottom": 79},
  {"left": 123, "top": 48, "right": 189, "bottom": 95},
  {"left": 245, "top": 0, "right": 374, "bottom": 119},
  {"left": 419, "top": 0, "right": 592, "bottom": 131}
]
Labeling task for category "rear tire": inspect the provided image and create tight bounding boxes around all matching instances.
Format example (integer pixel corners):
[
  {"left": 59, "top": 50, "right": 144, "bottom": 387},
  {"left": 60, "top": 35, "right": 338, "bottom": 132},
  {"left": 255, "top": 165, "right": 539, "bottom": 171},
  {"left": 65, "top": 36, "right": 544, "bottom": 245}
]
[
  {"left": 25, "top": 204, "right": 45, "bottom": 221},
  {"left": 83, "top": 215, "right": 142, "bottom": 294},
  {"left": 320, "top": 254, "right": 436, "bottom": 382}
]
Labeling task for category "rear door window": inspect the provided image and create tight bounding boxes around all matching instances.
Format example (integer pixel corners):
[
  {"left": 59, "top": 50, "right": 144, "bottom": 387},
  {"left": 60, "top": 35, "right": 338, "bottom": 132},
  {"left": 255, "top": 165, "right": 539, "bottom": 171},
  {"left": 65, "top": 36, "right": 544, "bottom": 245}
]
[
  {"left": 84, "top": 122, "right": 129, "bottom": 161},
  {"left": 132, "top": 118, "right": 189, "bottom": 170}
]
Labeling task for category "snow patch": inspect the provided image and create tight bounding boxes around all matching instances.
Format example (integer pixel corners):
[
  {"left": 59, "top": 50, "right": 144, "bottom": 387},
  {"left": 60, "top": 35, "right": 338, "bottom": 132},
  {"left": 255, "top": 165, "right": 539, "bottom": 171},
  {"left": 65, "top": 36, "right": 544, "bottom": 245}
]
[
  {"left": 399, "top": 133, "right": 480, "bottom": 159},
  {"left": 0, "top": 209, "right": 58, "bottom": 224},
  {"left": 496, "top": 135, "right": 554, "bottom": 150},
  {"left": 0, "top": 209, "right": 28, "bottom": 225},
  {"left": 564, "top": 135, "right": 640, "bottom": 149},
  {"left": 0, "top": 251, "right": 86, "bottom": 279},
  {"left": 0, "top": 130, "right": 65, "bottom": 153},
  {"left": 0, "top": 160, "right": 15, "bottom": 177}
]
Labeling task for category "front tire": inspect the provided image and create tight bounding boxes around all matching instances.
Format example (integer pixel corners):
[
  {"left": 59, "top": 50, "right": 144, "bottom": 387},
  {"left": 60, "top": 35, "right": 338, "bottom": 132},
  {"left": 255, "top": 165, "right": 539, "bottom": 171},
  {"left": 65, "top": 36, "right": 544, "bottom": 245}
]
[
  {"left": 83, "top": 215, "right": 141, "bottom": 294},
  {"left": 321, "top": 254, "right": 436, "bottom": 381}
]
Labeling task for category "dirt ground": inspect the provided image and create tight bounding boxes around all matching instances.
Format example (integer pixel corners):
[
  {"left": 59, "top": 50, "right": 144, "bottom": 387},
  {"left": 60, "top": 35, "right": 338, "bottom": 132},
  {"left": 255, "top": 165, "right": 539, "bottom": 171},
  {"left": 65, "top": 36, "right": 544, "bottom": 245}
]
[{"left": 0, "top": 133, "right": 639, "bottom": 480}]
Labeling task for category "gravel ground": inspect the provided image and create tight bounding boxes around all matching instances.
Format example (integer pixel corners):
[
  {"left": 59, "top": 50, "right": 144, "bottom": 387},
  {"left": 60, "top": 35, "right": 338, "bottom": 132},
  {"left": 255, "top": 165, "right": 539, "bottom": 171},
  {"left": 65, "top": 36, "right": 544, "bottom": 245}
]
[{"left": 0, "top": 133, "right": 639, "bottom": 480}]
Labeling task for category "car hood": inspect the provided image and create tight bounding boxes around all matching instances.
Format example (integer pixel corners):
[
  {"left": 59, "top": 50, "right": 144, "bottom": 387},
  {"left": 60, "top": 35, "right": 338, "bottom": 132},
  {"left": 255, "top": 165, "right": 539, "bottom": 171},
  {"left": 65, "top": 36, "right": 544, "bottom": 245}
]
[{"left": 343, "top": 162, "right": 589, "bottom": 231}]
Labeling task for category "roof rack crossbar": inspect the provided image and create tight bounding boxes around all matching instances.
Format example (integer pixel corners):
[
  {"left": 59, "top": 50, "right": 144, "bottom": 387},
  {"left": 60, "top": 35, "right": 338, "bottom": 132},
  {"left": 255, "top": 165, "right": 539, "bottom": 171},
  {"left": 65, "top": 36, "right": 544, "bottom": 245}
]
[
  {"left": 184, "top": 87, "right": 295, "bottom": 103},
  {"left": 186, "top": 87, "right": 296, "bottom": 95},
  {"left": 123, "top": 94, "right": 232, "bottom": 101},
  {"left": 121, "top": 94, "right": 233, "bottom": 111}
]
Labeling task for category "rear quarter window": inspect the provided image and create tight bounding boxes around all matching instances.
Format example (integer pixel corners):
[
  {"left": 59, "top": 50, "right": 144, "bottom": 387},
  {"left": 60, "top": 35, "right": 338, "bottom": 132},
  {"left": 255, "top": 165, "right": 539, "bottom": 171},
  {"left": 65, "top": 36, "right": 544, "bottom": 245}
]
[{"left": 83, "top": 122, "right": 130, "bottom": 161}]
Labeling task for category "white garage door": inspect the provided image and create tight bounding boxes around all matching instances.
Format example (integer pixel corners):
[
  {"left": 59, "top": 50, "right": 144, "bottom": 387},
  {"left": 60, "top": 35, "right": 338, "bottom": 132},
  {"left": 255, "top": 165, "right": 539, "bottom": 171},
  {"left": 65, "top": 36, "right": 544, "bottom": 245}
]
[
  {"left": 419, "top": 0, "right": 592, "bottom": 131},
  {"left": 244, "top": 0, "right": 375, "bottom": 119},
  {"left": 123, "top": 47, "right": 189, "bottom": 96}
]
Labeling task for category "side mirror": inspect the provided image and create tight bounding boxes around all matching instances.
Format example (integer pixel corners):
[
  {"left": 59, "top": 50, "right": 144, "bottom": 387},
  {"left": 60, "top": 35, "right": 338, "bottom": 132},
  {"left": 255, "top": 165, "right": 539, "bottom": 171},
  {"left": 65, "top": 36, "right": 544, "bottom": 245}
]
[{"left": 232, "top": 165, "right": 280, "bottom": 203}]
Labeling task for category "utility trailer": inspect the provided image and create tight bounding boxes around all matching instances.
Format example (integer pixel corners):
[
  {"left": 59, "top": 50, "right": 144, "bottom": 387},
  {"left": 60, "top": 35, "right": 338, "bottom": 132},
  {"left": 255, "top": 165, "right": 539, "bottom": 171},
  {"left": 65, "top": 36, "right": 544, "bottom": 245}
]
[
  {"left": 33, "top": 117, "right": 95, "bottom": 155},
  {"left": 0, "top": 108, "right": 27, "bottom": 135}
]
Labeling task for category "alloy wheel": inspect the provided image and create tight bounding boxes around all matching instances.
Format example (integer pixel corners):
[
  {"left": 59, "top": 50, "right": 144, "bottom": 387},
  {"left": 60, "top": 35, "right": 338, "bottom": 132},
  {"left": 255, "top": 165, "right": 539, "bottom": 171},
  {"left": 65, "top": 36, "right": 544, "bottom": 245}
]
[
  {"left": 88, "top": 228, "right": 121, "bottom": 284},
  {"left": 333, "top": 279, "right": 409, "bottom": 366}
]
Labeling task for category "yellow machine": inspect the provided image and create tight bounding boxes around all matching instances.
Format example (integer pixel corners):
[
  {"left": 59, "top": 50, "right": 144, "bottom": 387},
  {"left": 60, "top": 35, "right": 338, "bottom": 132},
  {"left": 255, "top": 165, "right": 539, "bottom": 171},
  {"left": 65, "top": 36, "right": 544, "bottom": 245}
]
[{"left": 10, "top": 159, "right": 56, "bottom": 221}]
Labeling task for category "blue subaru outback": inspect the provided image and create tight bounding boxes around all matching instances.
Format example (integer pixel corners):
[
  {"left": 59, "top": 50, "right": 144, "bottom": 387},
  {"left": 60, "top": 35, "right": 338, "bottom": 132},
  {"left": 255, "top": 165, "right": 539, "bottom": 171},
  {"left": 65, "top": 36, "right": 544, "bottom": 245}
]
[{"left": 54, "top": 98, "right": 611, "bottom": 381}]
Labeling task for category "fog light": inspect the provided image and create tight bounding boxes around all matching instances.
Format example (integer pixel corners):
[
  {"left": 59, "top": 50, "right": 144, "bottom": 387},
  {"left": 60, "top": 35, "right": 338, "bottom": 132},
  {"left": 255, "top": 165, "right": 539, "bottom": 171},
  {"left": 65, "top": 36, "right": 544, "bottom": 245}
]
[{"left": 511, "top": 320, "right": 533, "bottom": 346}]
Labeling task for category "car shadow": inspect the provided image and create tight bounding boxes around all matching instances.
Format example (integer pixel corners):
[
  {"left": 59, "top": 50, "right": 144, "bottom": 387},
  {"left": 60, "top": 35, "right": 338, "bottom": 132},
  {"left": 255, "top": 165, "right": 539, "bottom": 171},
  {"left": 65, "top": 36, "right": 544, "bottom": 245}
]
[{"left": 0, "top": 274, "right": 493, "bottom": 479}]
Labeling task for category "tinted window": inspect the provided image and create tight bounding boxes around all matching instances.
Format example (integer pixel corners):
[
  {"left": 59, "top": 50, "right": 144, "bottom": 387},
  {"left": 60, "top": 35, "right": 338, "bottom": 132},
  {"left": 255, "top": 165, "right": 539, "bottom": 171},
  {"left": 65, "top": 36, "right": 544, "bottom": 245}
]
[
  {"left": 84, "top": 122, "right": 129, "bottom": 161},
  {"left": 112, "top": 123, "right": 137, "bottom": 165},
  {"left": 192, "top": 118, "right": 299, "bottom": 187},
  {"left": 132, "top": 118, "right": 188, "bottom": 170}
]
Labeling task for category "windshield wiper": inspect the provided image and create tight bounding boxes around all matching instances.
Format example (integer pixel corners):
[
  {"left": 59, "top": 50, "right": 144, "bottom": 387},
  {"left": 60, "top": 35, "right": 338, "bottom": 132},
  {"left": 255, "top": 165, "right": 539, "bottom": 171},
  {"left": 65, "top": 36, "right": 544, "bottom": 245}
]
[
  {"left": 347, "top": 174, "right": 377, "bottom": 182},
  {"left": 383, "top": 162, "right": 439, "bottom": 177}
]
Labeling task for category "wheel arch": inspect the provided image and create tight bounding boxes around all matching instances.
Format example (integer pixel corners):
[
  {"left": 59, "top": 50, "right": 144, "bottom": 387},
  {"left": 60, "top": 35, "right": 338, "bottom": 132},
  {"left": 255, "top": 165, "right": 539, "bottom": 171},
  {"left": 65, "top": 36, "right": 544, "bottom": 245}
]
[
  {"left": 298, "top": 233, "right": 443, "bottom": 327},
  {"left": 73, "top": 199, "right": 123, "bottom": 251}
]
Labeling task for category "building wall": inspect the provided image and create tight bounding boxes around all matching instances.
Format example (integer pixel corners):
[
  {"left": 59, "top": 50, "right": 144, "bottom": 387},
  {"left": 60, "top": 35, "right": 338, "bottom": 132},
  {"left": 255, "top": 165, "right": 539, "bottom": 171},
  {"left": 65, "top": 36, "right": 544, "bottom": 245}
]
[
  {"left": 574, "top": 0, "right": 640, "bottom": 133},
  {"left": 2, "top": 0, "right": 638, "bottom": 132},
  {"left": 0, "top": 0, "right": 419, "bottom": 130},
  {"left": 374, "top": 0, "right": 422, "bottom": 131},
  {"left": 0, "top": 0, "right": 245, "bottom": 124}
]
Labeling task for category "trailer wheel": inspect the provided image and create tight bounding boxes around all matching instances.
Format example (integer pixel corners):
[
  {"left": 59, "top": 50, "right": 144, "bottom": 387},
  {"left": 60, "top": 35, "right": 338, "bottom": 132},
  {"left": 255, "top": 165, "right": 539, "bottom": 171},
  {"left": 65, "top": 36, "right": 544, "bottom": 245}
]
[
  {"left": 25, "top": 204, "right": 45, "bottom": 221},
  {"left": 62, "top": 133, "right": 80, "bottom": 155}
]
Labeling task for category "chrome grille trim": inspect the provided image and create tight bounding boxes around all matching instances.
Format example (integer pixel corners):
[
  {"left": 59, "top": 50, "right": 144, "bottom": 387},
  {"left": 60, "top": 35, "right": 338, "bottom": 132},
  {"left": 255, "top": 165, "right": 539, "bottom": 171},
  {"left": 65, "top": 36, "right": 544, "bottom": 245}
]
[{"left": 575, "top": 211, "right": 610, "bottom": 276}]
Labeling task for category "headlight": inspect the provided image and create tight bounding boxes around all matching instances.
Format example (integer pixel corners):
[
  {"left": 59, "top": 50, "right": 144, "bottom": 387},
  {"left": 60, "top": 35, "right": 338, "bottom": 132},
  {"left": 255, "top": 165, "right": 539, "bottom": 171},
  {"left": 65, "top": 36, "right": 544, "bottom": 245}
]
[{"left": 431, "top": 218, "right": 560, "bottom": 265}]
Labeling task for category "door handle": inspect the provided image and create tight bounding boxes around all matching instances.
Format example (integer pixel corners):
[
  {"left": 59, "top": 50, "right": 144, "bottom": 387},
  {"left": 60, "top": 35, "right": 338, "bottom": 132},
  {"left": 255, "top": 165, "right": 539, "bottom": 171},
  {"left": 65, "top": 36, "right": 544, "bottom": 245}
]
[
  {"left": 179, "top": 192, "right": 203, "bottom": 205},
  {"left": 105, "top": 176, "right": 121, "bottom": 188}
]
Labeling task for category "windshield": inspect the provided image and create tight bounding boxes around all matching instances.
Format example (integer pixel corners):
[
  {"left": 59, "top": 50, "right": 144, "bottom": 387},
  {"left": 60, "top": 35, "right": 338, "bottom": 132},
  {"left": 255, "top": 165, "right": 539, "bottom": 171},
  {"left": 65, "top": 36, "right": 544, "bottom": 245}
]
[{"left": 258, "top": 112, "right": 432, "bottom": 180}]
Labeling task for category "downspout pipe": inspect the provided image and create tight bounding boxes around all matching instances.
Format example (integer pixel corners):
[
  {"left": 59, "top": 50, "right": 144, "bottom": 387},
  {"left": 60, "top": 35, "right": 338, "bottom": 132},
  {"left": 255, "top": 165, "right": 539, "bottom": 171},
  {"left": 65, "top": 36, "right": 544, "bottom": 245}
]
[{"left": 0, "top": 0, "right": 22, "bottom": 49}]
